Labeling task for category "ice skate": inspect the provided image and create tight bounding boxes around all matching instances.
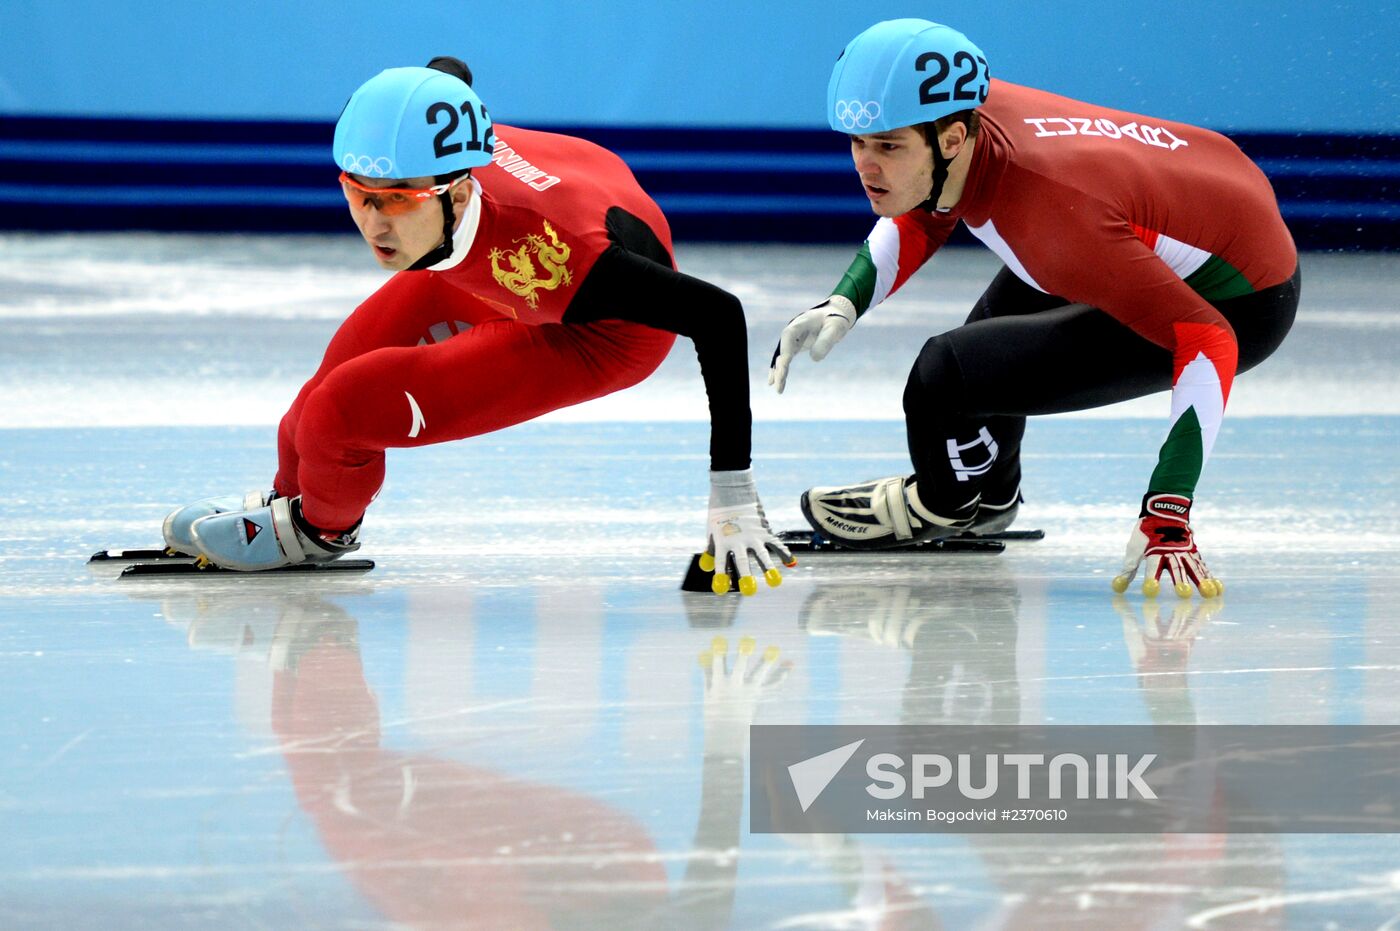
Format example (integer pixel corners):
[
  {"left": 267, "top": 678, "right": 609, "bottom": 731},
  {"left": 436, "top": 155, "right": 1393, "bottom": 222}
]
[
  {"left": 800, "top": 476, "right": 971, "bottom": 550},
  {"left": 965, "top": 488, "right": 1022, "bottom": 535},
  {"left": 162, "top": 490, "right": 273, "bottom": 556},
  {"left": 190, "top": 496, "right": 359, "bottom": 572}
]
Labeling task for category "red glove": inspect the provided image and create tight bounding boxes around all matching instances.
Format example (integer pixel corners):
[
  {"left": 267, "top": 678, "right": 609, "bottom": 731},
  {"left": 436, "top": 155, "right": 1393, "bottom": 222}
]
[{"left": 1112, "top": 493, "right": 1224, "bottom": 599}]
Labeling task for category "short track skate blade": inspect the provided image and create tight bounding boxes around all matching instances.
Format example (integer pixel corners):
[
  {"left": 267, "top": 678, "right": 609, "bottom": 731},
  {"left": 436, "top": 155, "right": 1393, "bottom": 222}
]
[
  {"left": 119, "top": 559, "right": 375, "bottom": 578},
  {"left": 90, "top": 548, "right": 192, "bottom": 563},
  {"left": 973, "top": 529, "right": 1045, "bottom": 541},
  {"left": 775, "top": 529, "right": 1006, "bottom": 554},
  {"left": 680, "top": 526, "right": 1031, "bottom": 592}
]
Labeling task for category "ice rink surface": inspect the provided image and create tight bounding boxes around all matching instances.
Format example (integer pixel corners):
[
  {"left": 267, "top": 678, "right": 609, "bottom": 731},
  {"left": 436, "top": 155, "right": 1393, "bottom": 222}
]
[{"left": 2, "top": 235, "right": 1399, "bottom": 929}]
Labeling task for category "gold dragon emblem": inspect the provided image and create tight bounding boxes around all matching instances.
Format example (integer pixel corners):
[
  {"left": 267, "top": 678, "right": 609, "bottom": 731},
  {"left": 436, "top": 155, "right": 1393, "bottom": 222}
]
[{"left": 488, "top": 220, "right": 573, "bottom": 310}]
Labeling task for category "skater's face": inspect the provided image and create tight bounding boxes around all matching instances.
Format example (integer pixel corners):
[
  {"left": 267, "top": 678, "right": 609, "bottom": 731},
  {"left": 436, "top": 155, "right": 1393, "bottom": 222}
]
[
  {"left": 342, "top": 173, "right": 473, "bottom": 270},
  {"left": 849, "top": 127, "right": 935, "bottom": 217},
  {"left": 849, "top": 123, "right": 973, "bottom": 217}
]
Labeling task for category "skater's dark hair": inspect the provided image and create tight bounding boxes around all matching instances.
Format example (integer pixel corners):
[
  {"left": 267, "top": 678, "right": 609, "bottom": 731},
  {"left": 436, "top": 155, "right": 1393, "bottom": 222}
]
[{"left": 426, "top": 56, "right": 473, "bottom": 87}]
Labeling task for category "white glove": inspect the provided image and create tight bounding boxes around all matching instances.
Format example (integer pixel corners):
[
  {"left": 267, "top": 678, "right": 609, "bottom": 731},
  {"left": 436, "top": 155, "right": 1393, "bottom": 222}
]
[
  {"left": 767, "top": 295, "right": 857, "bottom": 394},
  {"left": 702, "top": 469, "right": 797, "bottom": 596}
]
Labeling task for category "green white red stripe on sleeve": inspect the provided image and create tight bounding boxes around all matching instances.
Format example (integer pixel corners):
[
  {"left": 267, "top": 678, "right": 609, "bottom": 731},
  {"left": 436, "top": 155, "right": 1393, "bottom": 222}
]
[
  {"left": 832, "top": 215, "right": 956, "bottom": 317},
  {"left": 1151, "top": 321, "right": 1237, "bottom": 497}
]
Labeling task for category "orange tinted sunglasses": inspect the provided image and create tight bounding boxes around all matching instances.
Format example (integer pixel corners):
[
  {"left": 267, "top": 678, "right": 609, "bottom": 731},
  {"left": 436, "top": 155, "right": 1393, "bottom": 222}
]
[{"left": 338, "top": 171, "right": 464, "bottom": 216}]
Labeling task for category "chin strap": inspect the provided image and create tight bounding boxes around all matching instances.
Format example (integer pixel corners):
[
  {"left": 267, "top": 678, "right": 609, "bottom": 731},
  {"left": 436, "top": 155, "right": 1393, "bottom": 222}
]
[
  {"left": 917, "top": 143, "right": 954, "bottom": 214},
  {"left": 407, "top": 189, "right": 458, "bottom": 271},
  {"left": 407, "top": 171, "right": 470, "bottom": 271}
]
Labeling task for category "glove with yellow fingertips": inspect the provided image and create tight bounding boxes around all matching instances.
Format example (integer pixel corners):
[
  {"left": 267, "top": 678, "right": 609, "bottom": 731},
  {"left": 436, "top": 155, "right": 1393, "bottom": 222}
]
[
  {"left": 1112, "top": 493, "right": 1224, "bottom": 599},
  {"left": 767, "top": 295, "right": 857, "bottom": 394},
  {"left": 701, "top": 469, "right": 797, "bottom": 596}
]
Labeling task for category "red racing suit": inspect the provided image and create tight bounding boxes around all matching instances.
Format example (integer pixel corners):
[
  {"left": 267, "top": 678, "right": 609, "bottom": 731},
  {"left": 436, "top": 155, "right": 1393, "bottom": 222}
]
[
  {"left": 274, "top": 125, "right": 697, "bottom": 530},
  {"left": 427, "top": 123, "right": 676, "bottom": 323}
]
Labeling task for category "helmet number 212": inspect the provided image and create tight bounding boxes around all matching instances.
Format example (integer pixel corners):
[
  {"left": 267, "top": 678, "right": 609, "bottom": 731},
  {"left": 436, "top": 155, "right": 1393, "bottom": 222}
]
[
  {"left": 427, "top": 101, "right": 492, "bottom": 159},
  {"left": 916, "top": 52, "right": 989, "bottom": 105}
]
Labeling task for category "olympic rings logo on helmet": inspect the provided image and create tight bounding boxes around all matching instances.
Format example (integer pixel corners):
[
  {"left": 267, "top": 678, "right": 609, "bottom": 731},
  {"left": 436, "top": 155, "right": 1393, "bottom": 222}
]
[
  {"left": 834, "top": 99, "right": 882, "bottom": 131},
  {"left": 340, "top": 153, "right": 396, "bottom": 178}
]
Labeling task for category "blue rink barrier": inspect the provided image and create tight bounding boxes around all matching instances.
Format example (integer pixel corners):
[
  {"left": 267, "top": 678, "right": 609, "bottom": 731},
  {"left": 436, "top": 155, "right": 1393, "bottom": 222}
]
[{"left": 0, "top": 116, "right": 1395, "bottom": 250}]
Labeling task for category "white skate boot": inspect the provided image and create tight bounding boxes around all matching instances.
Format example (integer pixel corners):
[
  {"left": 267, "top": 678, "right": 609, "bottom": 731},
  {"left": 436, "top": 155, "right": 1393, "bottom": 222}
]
[
  {"left": 162, "top": 490, "right": 273, "bottom": 556},
  {"left": 800, "top": 476, "right": 971, "bottom": 549},
  {"left": 190, "top": 496, "right": 359, "bottom": 571}
]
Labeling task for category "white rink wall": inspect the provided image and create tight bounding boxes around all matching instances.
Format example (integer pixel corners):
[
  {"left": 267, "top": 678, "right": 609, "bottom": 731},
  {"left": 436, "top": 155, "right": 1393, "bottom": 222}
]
[{"left": 0, "top": 234, "right": 1397, "bottom": 428}]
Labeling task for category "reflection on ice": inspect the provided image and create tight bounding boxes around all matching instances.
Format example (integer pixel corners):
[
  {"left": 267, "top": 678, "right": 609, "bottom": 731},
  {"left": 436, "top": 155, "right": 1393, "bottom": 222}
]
[{"left": 66, "top": 559, "right": 1389, "bottom": 929}]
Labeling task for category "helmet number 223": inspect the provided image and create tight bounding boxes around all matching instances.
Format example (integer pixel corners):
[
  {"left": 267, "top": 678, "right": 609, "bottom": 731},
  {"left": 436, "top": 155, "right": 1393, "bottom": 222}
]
[{"left": 916, "top": 51, "right": 989, "bottom": 105}]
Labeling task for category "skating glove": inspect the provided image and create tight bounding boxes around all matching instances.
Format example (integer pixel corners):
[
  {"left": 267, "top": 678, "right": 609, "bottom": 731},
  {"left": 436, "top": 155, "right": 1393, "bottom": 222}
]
[
  {"left": 768, "top": 295, "right": 857, "bottom": 393},
  {"left": 1113, "top": 493, "right": 1224, "bottom": 599},
  {"left": 702, "top": 469, "right": 797, "bottom": 596}
]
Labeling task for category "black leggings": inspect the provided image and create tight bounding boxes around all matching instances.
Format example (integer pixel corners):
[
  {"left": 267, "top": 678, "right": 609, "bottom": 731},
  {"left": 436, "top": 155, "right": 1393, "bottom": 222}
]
[{"left": 903, "top": 265, "right": 1300, "bottom": 517}]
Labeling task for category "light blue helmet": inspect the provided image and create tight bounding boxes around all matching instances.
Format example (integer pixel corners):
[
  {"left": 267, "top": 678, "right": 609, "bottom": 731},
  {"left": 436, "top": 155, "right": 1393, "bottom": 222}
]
[
  {"left": 828, "top": 19, "right": 989, "bottom": 134},
  {"left": 333, "top": 66, "right": 494, "bottom": 180}
]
